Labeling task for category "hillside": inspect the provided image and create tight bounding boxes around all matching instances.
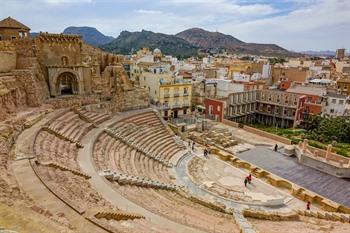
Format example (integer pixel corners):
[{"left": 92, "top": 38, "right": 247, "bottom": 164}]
[
  {"left": 63, "top": 26, "right": 114, "bottom": 46},
  {"left": 176, "top": 28, "right": 243, "bottom": 50},
  {"left": 176, "top": 28, "right": 295, "bottom": 56},
  {"left": 100, "top": 30, "right": 199, "bottom": 58}
]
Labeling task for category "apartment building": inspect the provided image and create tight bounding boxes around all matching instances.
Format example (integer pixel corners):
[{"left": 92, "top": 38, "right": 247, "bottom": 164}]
[
  {"left": 337, "top": 78, "right": 350, "bottom": 96},
  {"left": 324, "top": 92, "right": 350, "bottom": 117},
  {"left": 137, "top": 65, "right": 192, "bottom": 119},
  {"left": 226, "top": 89, "right": 306, "bottom": 128},
  {"left": 286, "top": 84, "right": 326, "bottom": 115}
]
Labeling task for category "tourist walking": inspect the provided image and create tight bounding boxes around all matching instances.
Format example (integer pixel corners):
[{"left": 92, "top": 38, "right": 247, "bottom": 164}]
[
  {"left": 247, "top": 174, "right": 252, "bottom": 184},
  {"left": 204, "top": 148, "right": 209, "bottom": 159},
  {"left": 307, "top": 201, "right": 311, "bottom": 210}
]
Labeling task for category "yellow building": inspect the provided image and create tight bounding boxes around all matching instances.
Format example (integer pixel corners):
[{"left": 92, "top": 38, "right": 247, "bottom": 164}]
[
  {"left": 337, "top": 78, "right": 350, "bottom": 96},
  {"left": 138, "top": 66, "right": 192, "bottom": 119},
  {"left": 159, "top": 82, "right": 192, "bottom": 119}
]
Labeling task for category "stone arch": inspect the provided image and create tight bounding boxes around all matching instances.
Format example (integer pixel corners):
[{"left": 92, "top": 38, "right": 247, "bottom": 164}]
[
  {"left": 51, "top": 69, "right": 82, "bottom": 96},
  {"left": 56, "top": 72, "right": 78, "bottom": 95}
]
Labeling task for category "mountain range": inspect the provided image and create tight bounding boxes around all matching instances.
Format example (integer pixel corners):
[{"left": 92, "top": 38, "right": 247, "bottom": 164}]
[
  {"left": 63, "top": 26, "right": 114, "bottom": 46},
  {"left": 34, "top": 26, "right": 298, "bottom": 57}
]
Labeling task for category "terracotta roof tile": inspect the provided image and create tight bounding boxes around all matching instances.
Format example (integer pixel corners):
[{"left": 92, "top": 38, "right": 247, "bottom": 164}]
[{"left": 0, "top": 17, "right": 30, "bottom": 30}]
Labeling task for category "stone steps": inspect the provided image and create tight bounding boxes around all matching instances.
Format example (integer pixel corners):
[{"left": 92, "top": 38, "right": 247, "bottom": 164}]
[
  {"left": 105, "top": 128, "right": 173, "bottom": 168},
  {"left": 42, "top": 126, "right": 83, "bottom": 148},
  {"left": 100, "top": 170, "right": 180, "bottom": 191},
  {"left": 297, "top": 209, "right": 350, "bottom": 223},
  {"left": 38, "top": 160, "right": 91, "bottom": 179},
  {"left": 94, "top": 210, "right": 144, "bottom": 221}
]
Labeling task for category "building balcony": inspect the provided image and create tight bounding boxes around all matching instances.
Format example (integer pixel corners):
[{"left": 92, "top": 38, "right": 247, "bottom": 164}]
[
  {"left": 183, "top": 103, "right": 190, "bottom": 107},
  {"left": 174, "top": 93, "right": 180, "bottom": 97},
  {"left": 157, "top": 105, "right": 170, "bottom": 110},
  {"left": 183, "top": 92, "right": 189, "bottom": 96},
  {"left": 172, "top": 104, "right": 182, "bottom": 108},
  {"left": 163, "top": 93, "right": 170, "bottom": 98}
]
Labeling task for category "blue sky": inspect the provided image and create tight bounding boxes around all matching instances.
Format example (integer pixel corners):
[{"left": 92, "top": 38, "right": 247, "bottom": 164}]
[{"left": 1, "top": 0, "right": 349, "bottom": 52}]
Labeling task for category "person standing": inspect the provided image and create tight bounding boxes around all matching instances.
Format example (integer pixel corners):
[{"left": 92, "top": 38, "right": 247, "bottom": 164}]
[
  {"left": 306, "top": 201, "right": 311, "bottom": 210},
  {"left": 192, "top": 142, "right": 195, "bottom": 151},
  {"left": 244, "top": 177, "right": 248, "bottom": 187},
  {"left": 274, "top": 144, "right": 278, "bottom": 152}
]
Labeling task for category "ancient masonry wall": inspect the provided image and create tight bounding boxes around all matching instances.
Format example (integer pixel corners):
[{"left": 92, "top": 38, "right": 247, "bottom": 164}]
[
  {"left": 119, "top": 88, "right": 150, "bottom": 111},
  {"left": 0, "top": 40, "right": 50, "bottom": 121}
]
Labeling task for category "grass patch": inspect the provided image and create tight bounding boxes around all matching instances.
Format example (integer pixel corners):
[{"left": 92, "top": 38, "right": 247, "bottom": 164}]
[{"left": 247, "top": 123, "right": 350, "bottom": 157}]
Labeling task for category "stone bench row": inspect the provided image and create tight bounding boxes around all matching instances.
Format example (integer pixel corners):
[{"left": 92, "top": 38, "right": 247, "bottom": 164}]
[
  {"left": 105, "top": 128, "right": 173, "bottom": 168},
  {"left": 94, "top": 210, "right": 145, "bottom": 221},
  {"left": 242, "top": 208, "right": 299, "bottom": 221},
  {"left": 37, "top": 160, "right": 91, "bottom": 179},
  {"left": 100, "top": 170, "right": 180, "bottom": 191},
  {"left": 111, "top": 124, "right": 179, "bottom": 161},
  {"left": 297, "top": 209, "right": 350, "bottom": 223},
  {"left": 42, "top": 126, "right": 84, "bottom": 148},
  {"left": 73, "top": 108, "right": 111, "bottom": 125}
]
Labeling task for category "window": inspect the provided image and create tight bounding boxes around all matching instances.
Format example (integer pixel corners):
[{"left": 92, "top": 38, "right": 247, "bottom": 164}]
[
  {"left": 330, "top": 109, "right": 334, "bottom": 113},
  {"left": 267, "top": 106, "right": 271, "bottom": 112},
  {"left": 184, "top": 87, "right": 189, "bottom": 95},
  {"left": 183, "top": 109, "right": 187, "bottom": 115},
  {"left": 339, "top": 100, "right": 344, "bottom": 105},
  {"left": 217, "top": 106, "right": 221, "bottom": 111},
  {"left": 0, "top": 35, "right": 2, "bottom": 41},
  {"left": 332, "top": 98, "right": 336, "bottom": 104},
  {"left": 209, "top": 105, "right": 213, "bottom": 114},
  {"left": 12, "top": 36, "right": 16, "bottom": 40},
  {"left": 19, "top": 31, "right": 25, "bottom": 38}
]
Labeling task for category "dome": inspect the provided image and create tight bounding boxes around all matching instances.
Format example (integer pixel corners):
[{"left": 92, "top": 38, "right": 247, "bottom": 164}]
[{"left": 153, "top": 48, "right": 162, "bottom": 56}]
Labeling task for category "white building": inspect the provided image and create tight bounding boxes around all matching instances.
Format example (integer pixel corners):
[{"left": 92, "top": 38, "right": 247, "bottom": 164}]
[
  {"left": 324, "top": 92, "right": 349, "bottom": 117},
  {"left": 262, "top": 63, "right": 271, "bottom": 79},
  {"left": 216, "top": 80, "right": 245, "bottom": 98}
]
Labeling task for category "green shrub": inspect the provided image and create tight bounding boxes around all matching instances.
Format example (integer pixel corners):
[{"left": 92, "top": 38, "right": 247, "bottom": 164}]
[{"left": 308, "top": 140, "right": 326, "bottom": 150}]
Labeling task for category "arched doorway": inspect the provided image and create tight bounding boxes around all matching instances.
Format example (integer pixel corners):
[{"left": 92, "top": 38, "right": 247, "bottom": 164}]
[{"left": 56, "top": 72, "right": 78, "bottom": 95}]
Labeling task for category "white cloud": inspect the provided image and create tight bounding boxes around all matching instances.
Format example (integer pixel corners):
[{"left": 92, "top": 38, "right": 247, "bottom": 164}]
[
  {"left": 40, "top": 0, "right": 93, "bottom": 4},
  {"left": 136, "top": 9, "right": 163, "bottom": 15},
  {"left": 219, "top": 0, "right": 350, "bottom": 51}
]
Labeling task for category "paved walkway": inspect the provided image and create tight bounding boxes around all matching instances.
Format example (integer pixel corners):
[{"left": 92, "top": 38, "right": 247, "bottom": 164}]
[
  {"left": 77, "top": 110, "right": 205, "bottom": 233},
  {"left": 238, "top": 146, "right": 350, "bottom": 207},
  {"left": 215, "top": 123, "right": 284, "bottom": 146}
]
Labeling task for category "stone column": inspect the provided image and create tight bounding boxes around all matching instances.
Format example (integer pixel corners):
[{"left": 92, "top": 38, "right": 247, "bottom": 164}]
[
  {"left": 325, "top": 144, "right": 332, "bottom": 161},
  {"left": 302, "top": 139, "right": 308, "bottom": 152}
]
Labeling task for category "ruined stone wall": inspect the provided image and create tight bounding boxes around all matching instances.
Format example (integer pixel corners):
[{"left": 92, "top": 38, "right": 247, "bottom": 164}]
[
  {"left": 0, "top": 40, "right": 49, "bottom": 121},
  {"left": 111, "top": 87, "right": 149, "bottom": 112},
  {"left": 35, "top": 34, "right": 82, "bottom": 68},
  {"left": 0, "top": 121, "right": 29, "bottom": 205},
  {"left": 0, "top": 51, "right": 16, "bottom": 72},
  {"left": 0, "top": 74, "right": 27, "bottom": 121},
  {"left": 45, "top": 95, "right": 101, "bottom": 109}
]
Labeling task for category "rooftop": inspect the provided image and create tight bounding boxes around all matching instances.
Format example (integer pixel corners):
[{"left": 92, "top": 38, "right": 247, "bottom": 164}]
[
  {"left": 326, "top": 92, "right": 348, "bottom": 99},
  {"left": 0, "top": 17, "right": 30, "bottom": 30},
  {"left": 286, "top": 84, "right": 326, "bottom": 96}
]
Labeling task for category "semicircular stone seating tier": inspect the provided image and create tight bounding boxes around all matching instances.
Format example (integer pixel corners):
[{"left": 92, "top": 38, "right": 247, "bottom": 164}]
[
  {"left": 93, "top": 111, "right": 239, "bottom": 233},
  {"left": 33, "top": 110, "right": 174, "bottom": 233}
]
